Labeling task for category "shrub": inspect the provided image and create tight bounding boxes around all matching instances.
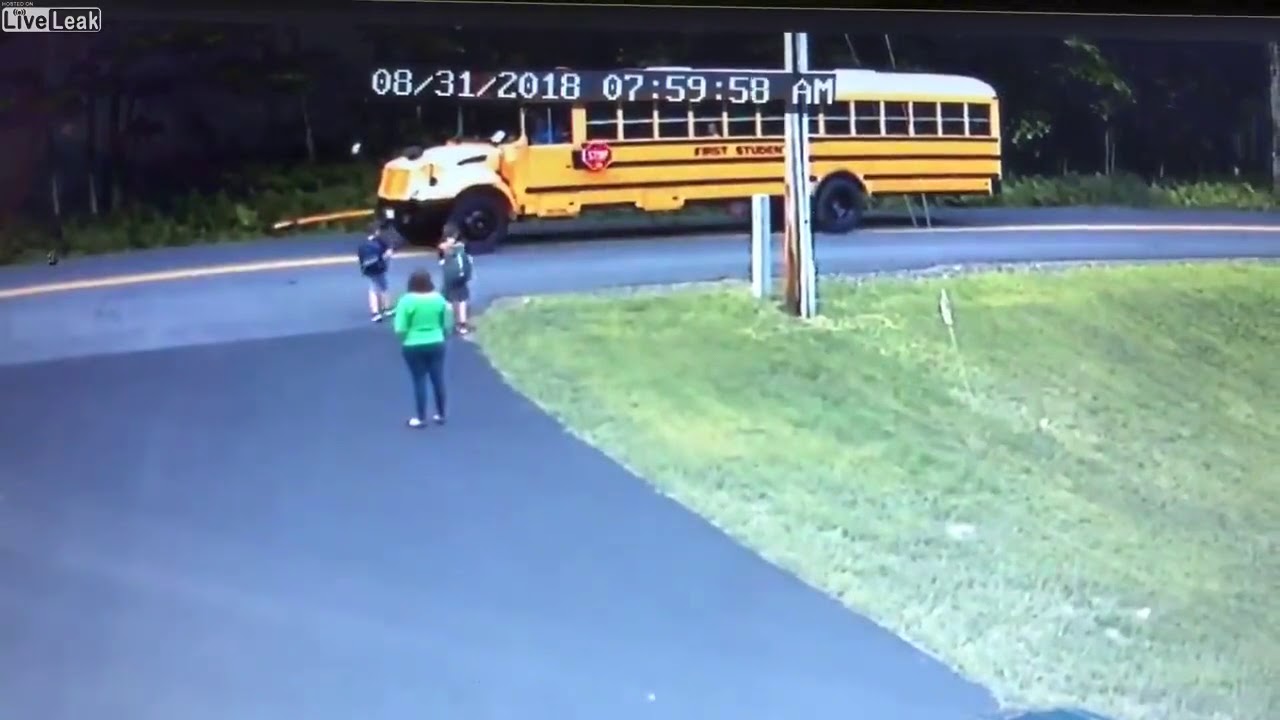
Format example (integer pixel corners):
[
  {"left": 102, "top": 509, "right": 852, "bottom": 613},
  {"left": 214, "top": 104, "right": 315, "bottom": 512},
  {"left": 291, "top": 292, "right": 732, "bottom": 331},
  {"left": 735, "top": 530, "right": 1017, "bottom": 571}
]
[
  {"left": 12, "top": 162, "right": 381, "bottom": 262},
  {"left": 1152, "top": 179, "right": 1279, "bottom": 211},
  {"left": 0, "top": 221, "right": 49, "bottom": 265},
  {"left": 954, "top": 172, "right": 1280, "bottom": 211}
]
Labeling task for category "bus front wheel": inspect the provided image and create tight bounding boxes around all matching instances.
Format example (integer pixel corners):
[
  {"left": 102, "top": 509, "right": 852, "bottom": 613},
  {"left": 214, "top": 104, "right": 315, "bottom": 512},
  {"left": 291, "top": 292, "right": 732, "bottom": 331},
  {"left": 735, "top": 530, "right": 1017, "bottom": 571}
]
[
  {"left": 813, "top": 176, "right": 865, "bottom": 234},
  {"left": 447, "top": 190, "right": 510, "bottom": 255}
]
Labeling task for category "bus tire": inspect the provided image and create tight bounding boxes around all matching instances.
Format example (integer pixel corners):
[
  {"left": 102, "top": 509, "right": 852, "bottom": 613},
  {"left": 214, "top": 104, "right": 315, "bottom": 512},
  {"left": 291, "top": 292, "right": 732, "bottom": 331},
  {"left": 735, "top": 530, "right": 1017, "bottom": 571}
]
[
  {"left": 448, "top": 189, "right": 510, "bottom": 255},
  {"left": 386, "top": 203, "right": 443, "bottom": 247},
  {"left": 813, "top": 175, "right": 865, "bottom": 234}
]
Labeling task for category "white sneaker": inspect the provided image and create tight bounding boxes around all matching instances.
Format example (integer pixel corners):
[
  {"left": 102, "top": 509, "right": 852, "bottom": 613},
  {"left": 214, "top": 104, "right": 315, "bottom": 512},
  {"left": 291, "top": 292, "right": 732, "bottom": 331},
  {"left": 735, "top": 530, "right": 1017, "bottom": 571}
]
[{"left": 407, "top": 417, "right": 424, "bottom": 428}]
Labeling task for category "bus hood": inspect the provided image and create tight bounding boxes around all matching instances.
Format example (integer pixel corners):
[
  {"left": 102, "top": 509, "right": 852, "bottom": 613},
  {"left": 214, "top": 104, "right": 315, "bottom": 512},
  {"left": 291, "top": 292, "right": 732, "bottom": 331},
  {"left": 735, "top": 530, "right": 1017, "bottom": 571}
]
[{"left": 419, "top": 143, "right": 496, "bottom": 167}]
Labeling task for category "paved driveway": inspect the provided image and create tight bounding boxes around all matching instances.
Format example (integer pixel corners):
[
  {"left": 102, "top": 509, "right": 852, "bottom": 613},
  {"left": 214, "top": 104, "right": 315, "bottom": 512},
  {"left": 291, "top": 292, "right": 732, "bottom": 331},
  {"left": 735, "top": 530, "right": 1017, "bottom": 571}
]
[
  {"left": 4, "top": 210, "right": 1276, "bottom": 720},
  {"left": 0, "top": 328, "right": 995, "bottom": 720}
]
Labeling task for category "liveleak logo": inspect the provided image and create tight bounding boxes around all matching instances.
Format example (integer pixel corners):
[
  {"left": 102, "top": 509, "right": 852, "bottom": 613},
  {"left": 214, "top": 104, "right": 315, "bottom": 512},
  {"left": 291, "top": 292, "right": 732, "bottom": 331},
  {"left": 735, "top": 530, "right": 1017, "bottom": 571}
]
[{"left": 1, "top": 5, "right": 101, "bottom": 32}]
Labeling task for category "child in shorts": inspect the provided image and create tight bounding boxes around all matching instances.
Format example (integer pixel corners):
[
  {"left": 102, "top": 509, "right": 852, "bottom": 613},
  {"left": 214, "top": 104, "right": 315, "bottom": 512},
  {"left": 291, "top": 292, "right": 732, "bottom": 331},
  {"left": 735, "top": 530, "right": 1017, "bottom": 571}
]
[
  {"left": 438, "top": 223, "right": 474, "bottom": 335},
  {"left": 357, "top": 224, "right": 394, "bottom": 322}
]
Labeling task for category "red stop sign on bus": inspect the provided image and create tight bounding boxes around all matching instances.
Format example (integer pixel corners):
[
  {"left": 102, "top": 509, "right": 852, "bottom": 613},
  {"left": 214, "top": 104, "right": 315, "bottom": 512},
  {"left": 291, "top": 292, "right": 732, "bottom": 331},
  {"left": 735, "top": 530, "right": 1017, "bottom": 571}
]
[{"left": 580, "top": 140, "right": 613, "bottom": 172}]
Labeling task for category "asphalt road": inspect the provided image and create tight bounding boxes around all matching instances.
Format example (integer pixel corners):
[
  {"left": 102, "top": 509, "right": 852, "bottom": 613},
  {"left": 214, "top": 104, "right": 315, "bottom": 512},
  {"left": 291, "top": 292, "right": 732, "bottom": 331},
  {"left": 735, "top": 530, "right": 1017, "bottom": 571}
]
[
  {"left": 3, "top": 208, "right": 1280, "bottom": 366},
  {"left": 1, "top": 209, "right": 1277, "bottom": 720},
  {"left": 3, "top": 205, "right": 1280, "bottom": 291}
]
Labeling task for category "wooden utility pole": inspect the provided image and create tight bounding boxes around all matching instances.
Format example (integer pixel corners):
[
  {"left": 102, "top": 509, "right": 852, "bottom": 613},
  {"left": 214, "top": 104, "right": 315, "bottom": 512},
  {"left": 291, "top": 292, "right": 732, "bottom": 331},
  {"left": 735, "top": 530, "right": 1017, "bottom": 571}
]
[
  {"left": 782, "top": 32, "right": 817, "bottom": 318},
  {"left": 782, "top": 193, "right": 798, "bottom": 314}
]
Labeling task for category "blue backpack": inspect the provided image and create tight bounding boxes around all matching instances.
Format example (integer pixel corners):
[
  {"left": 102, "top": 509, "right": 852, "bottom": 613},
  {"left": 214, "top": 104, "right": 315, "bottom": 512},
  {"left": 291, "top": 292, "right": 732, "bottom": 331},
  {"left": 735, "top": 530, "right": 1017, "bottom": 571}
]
[{"left": 357, "top": 236, "right": 387, "bottom": 276}]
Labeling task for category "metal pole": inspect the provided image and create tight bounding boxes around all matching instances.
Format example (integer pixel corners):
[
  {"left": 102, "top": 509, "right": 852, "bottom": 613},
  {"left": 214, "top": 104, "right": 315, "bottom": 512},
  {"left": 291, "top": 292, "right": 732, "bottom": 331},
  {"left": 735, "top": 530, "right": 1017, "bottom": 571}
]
[
  {"left": 750, "top": 193, "right": 772, "bottom": 299},
  {"left": 783, "top": 32, "right": 818, "bottom": 318}
]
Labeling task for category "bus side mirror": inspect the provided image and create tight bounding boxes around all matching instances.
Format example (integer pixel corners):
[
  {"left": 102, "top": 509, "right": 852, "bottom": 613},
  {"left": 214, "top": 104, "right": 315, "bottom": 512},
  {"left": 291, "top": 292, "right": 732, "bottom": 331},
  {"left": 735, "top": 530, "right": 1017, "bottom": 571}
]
[{"left": 489, "top": 130, "right": 507, "bottom": 145}]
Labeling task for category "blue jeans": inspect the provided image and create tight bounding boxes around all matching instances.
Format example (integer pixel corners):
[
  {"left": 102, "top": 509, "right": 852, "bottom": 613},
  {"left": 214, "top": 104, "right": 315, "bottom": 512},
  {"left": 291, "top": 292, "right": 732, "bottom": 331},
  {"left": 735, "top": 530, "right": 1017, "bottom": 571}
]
[{"left": 402, "top": 342, "right": 446, "bottom": 419}]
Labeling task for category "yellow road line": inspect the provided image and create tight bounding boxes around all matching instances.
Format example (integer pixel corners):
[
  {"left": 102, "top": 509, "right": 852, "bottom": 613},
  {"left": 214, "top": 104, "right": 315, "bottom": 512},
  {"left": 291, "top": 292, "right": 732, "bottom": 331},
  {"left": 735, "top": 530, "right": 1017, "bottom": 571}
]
[
  {"left": 0, "top": 250, "right": 433, "bottom": 300},
  {"left": 1, "top": 223, "right": 1277, "bottom": 300},
  {"left": 870, "top": 223, "right": 1280, "bottom": 234}
]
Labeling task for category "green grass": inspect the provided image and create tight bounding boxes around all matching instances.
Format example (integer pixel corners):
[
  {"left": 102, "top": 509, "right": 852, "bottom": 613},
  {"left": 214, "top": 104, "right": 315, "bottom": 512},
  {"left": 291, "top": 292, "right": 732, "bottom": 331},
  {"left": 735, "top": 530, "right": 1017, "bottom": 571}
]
[{"left": 476, "top": 263, "right": 1280, "bottom": 720}]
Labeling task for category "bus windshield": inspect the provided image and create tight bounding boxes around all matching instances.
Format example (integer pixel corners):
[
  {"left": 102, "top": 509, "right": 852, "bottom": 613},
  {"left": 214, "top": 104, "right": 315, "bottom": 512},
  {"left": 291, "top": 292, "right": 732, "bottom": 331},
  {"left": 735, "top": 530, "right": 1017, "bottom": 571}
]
[
  {"left": 455, "top": 102, "right": 522, "bottom": 144},
  {"left": 451, "top": 102, "right": 571, "bottom": 145}
]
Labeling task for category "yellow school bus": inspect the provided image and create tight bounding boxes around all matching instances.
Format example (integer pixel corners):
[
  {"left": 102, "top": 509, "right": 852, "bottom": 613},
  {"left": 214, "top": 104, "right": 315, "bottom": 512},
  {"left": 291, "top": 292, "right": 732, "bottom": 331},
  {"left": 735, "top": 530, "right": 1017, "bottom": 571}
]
[{"left": 374, "top": 67, "right": 1001, "bottom": 253}]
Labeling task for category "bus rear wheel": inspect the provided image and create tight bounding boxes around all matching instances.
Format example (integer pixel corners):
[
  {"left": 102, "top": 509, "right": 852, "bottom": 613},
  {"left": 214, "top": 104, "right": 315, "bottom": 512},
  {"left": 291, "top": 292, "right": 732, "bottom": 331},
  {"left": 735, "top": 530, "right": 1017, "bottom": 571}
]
[
  {"left": 814, "top": 176, "right": 865, "bottom": 234},
  {"left": 447, "top": 190, "right": 510, "bottom": 255}
]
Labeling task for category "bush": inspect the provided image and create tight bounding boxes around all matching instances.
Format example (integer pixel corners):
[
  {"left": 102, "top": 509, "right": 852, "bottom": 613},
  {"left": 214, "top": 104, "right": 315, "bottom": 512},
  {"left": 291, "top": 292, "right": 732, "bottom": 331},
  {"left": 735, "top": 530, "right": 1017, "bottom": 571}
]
[
  {"left": 0, "top": 222, "right": 51, "bottom": 266},
  {"left": 955, "top": 172, "right": 1280, "bottom": 211},
  {"left": 1152, "top": 179, "right": 1279, "bottom": 210},
  {"left": 0, "top": 162, "right": 380, "bottom": 264}
]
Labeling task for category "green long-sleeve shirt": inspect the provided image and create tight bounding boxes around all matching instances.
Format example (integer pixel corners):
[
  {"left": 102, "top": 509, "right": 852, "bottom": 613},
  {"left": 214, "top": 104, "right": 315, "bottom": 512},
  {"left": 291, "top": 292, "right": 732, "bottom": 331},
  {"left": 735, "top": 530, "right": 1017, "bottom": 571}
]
[{"left": 393, "top": 291, "right": 453, "bottom": 346}]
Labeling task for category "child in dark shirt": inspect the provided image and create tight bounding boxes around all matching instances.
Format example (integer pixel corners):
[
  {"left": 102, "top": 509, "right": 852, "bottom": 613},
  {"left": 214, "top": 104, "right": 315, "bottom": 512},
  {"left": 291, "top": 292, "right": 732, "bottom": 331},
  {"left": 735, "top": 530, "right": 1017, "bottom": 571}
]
[
  {"left": 438, "top": 223, "right": 474, "bottom": 335},
  {"left": 357, "top": 223, "right": 395, "bottom": 321}
]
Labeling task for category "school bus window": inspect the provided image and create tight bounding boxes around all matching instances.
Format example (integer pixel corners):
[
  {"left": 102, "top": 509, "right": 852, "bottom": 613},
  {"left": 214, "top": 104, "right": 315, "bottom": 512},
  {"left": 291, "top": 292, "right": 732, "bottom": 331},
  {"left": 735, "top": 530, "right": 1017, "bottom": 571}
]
[
  {"left": 940, "top": 102, "right": 966, "bottom": 136},
  {"left": 967, "top": 103, "right": 991, "bottom": 136},
  {"left": 657, "top": 103, "right": 691, "bottom": 139},
  {"left": 853, "top": 100, "right": 882, "bottom": 136},
  {"left": 584, "top": 102, "right": 619, "bottom": 140},
  {"left": 552, "top": 105, "right": 574, "bottom": 143},
  {"left": 696, "top": 119, "right": 724, "bottom": 137},
  {"left": 884, "top": 101, "right": 909, "bottom": 135},
  {"left": 692, "top": 100, "right": 723, "bottom": 137},
  {"left": 725, "top": 107, "right": 757, "bottom": 137},
  {"left": 620, "top": 102, "right": 656, "bottom": 140},
  {"left": 525, "top": 104, "right": 572, "bottom": 145},
  {"left": 760, "top": 100, "right": 785, "bottom": 137},
  {"left": 806, "top": 107, "right": 821, "bottom": 136},
  {"left": 912, "top": 101, "right": 939, "bottom": 136},
  {"left": 819, "top": 102, "right": 851, "bottom": 135}
]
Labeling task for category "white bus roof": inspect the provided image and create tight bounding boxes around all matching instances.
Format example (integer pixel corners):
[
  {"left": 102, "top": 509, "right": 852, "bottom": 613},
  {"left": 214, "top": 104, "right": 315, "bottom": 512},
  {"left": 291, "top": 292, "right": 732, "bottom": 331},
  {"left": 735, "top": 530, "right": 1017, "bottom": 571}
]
[
  {"left": 833, "top": 69, "right": 996, "bottom": 98},
  {"left": 638, "top": 66, "right": 996, "bottom": 98}
]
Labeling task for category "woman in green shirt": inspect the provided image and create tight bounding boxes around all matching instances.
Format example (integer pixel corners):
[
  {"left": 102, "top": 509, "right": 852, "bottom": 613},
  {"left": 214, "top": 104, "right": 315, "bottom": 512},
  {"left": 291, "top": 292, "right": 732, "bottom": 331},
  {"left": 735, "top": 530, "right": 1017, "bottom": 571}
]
[{"left": 393, "top": 269, "right": 454, "bottom": 428}]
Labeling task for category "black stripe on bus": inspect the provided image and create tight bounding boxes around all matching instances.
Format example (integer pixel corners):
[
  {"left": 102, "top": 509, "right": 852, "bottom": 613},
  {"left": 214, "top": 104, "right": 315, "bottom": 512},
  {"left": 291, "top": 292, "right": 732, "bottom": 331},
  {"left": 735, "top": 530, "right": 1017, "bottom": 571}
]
[
  {"left": 863, "top": 173, "right": 997, "bottom": 181},
  {"left": 580, "top": 153, "right": 1002, "bottom": 169},
  {"left": 529, "top": 177, "right": 776, "bottom": 193},
  {"left": 526, "top": 173, "right": 997, "bottom": 194},
  {"left": 823, "top": 154, "right": 1000, "bottom": 162},
  {"left": 586, "top": 135, "right": 998, "bottom": 148}
]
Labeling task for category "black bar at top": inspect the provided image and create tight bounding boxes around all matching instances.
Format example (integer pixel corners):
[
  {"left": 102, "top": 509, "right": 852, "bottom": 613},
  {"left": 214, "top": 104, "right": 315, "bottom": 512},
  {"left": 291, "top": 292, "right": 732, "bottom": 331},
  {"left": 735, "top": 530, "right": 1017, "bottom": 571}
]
[{"left": 368, "top": 67, "right": 840, "bottom": 106}]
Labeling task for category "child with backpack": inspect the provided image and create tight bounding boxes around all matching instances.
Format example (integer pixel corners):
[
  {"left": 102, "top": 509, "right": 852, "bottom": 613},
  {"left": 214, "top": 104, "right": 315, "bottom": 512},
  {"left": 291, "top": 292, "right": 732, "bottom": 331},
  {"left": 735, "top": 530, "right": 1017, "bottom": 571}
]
[
  {"left": 357, "top": 222, "right": 395, "bottom": 322},
  {"left": 438, "top": 223, "right": 475, "bottom": 335}
]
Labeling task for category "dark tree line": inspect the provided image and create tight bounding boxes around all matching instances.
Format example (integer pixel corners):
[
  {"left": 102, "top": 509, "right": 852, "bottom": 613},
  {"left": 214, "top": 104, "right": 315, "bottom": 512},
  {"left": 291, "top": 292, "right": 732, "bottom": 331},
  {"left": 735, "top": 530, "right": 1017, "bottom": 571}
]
[{"left": 1, "top": 24, "right": 1278, "bottom": 227}]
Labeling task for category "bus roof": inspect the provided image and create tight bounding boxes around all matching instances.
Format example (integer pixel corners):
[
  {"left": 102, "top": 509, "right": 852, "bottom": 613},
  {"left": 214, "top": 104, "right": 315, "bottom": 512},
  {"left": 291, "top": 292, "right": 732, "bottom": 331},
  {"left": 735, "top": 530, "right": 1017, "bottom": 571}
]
[
  {"left": 833, "top": 69, "right": 996, "bottom": 98},
  {"left": 639, "top": 66, "right": 997, "bottom": 98}
]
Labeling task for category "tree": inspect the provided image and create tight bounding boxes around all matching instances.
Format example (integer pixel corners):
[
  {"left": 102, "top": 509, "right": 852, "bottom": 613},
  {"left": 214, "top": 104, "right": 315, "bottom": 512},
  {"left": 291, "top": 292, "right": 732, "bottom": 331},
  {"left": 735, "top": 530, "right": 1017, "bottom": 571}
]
[
  {"left": 1058, "top": 37, "right": 1134, "bottom": 174},
  {"left": 1269, "top": 41, "right": 1280, "bottom": 192}
]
